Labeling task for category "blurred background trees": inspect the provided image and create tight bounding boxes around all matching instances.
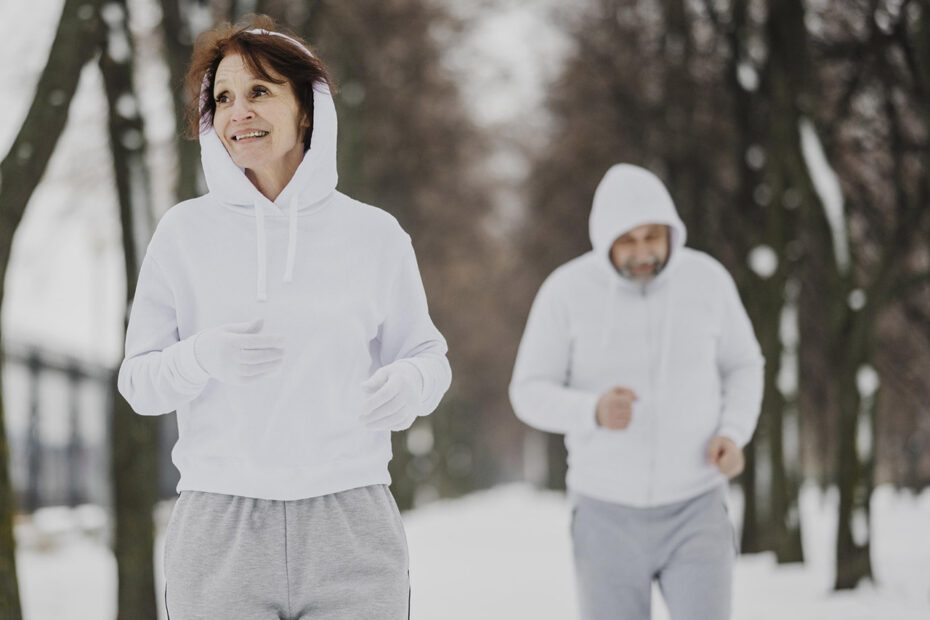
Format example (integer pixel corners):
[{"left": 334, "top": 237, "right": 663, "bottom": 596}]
[
  {"left": 0, "top": 0, "right": 926, "bottom": 617},
  {"left": 519, "top": 0, "right": 930, "bottom": 590}
]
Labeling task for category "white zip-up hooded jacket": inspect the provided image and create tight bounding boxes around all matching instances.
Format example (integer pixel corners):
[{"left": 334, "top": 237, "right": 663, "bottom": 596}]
[
  {"left": 509, "top": 164, "right": 764, "bottom": 507},
  {"left": 118, "top": 31, "right": 451, "bottom": 501}
]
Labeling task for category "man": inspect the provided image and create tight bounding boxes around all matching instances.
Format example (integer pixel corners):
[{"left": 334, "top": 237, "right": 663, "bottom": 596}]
[{"left": 509, "top": 164, "right": 764, "bottom": 620}]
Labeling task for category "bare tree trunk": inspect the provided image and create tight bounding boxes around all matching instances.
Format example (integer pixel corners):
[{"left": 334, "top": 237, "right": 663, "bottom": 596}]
[
  {"left": 810, "top": 1, "right": 929, "bottom": 585},
  {"left": 157, "top": 0, "right": 205, "bottom": 203},
  {"left": 711, "top": 0, "right": 797, "bottom": 557},
  {"left": 544, "top": 434, "right": 568, "bottom": 492},
  {"left": 831, "top": 312, "right": 874, "bottom": 589},
  {"left": 99, "top": 1, "right": 159, "bottom": 617},
  {"left": 0, "top": 1, "right": 105, "bottom": 615},
  {"left": 755, "top": 0, "right": 808, "bottom": 564},
  {"left": 0, "top": 375, "right": 19, "bottom": 620}
]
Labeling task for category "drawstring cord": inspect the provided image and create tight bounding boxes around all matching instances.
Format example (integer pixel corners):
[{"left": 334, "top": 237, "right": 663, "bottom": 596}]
[
  {"left": 255, "top": 201, "right": 268, "bottom": 302},
  {"left": 284, "top": 195, "right": 297, "bottom": 282},
  {"left": 254, "top": 195, "right": 300, "bottom": 301}
]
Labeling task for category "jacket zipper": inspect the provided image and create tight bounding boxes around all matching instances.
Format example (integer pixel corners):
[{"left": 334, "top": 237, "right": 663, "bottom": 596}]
[{"left": 642, "top": 282, "right": 659, "bottom": 505}]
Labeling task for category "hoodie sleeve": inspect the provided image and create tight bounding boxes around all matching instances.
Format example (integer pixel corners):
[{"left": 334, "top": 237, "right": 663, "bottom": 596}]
[
  {"left": 377, "top": 234, "right": 451, "bottom": 417},
  {"left": 508, "top": 275, "right": 600, "bottom": 435},
  {"left": 714, "top": 268, "right": 765, "bottom": 447},
  {"left": 117, "top": 251, "right": 210, "bottom": 416}
]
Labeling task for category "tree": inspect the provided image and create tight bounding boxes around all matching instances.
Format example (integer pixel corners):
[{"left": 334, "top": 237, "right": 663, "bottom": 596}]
[
  {"left": 157, "top": 0, "right": 208, "bottom": 203},
  {"left": 0, "top": 1, "right": 106, "bottom": 615},
  {"left": 801, "top": 0, "right": 930, "bottom": 589},
  {"left": 100, "top": 0, "right": 161, "bottom": 615}
]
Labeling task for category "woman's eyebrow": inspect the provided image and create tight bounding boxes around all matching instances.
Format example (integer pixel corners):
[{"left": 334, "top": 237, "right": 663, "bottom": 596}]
[{"left": 215, "top": 76, "right": 274, "bottom": 86}]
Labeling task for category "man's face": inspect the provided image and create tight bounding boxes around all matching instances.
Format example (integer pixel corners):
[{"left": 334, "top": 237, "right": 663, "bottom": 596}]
[{"left": 609, "top": 223, "right": 670, "bottom": 281}]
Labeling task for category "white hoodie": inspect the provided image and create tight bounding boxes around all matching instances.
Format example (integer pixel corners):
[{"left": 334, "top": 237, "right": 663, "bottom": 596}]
[
  {"left": 117, "top": 34, "right": 451, "bottom": 501},
  {"left": 509, "top": 164, "right": 764, "bottom": 507}
]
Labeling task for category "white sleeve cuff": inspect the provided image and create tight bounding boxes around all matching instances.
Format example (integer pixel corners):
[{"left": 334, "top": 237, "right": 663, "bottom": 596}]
[{"left": 174, "top": 334, "right": 211, "bottom": 386}]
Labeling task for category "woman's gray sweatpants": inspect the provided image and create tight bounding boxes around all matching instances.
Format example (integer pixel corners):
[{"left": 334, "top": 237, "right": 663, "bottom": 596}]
[
  {"left": 570, "top": 484, "right": 739, "bottom": 620},
  {"left": 163, "top": 484, "right": 410, "bottom": 619}
]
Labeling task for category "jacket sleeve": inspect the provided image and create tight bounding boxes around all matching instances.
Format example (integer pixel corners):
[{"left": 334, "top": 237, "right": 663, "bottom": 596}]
[
  {"left": 508, "top": 275, "right": 599, "bottom": 435},
  {"left": 117, "top": 251, "right": 210, "bottom": 416},
  {"left": 714, "top": 269, "right": 765, "bottom": 447},
  {"left": 377, "top": 235, "right": 451, "bottom": 417}
]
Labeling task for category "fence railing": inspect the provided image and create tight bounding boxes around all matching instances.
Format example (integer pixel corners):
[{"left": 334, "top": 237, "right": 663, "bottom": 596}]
[{"left": 3, "top": 340, "right": 179, "bottom": 513}]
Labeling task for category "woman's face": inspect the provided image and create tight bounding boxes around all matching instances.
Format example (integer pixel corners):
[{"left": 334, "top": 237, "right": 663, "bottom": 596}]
[{"left": 212, "top": 53, "right": 308, "bottom": 173}]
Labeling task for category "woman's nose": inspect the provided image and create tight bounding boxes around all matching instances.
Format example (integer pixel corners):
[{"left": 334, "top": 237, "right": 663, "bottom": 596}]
[{"left": 230, "top": 99, "right": 255, "bottom": 122}]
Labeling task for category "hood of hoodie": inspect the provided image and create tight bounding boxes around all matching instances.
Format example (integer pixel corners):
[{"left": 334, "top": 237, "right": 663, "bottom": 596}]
[
  {"left": 198, "top": 28, "right": 338, "bottom": 301},
  {"left": 588, "top": 164, "right": 687, "bottom": 291}
]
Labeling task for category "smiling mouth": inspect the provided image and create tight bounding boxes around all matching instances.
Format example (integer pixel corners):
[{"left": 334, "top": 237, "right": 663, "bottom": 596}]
[{"left": 232, "top": 130, "right": 269, "bottom": 141}]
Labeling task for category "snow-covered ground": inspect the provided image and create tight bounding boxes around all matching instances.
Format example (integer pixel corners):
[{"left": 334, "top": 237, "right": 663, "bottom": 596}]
[{"left": 15, "top": 482, "right": 930, "bottom": 619}]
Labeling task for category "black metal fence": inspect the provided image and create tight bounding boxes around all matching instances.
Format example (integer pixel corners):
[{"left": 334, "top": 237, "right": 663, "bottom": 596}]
[{"left": 3, "top": 340, "right": 179, "bottom": 513}]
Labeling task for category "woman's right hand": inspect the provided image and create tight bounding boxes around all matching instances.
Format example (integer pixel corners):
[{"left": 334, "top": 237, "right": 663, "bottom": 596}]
[{"left": 192, "top": 318, "right": 285, "bottom": 385}]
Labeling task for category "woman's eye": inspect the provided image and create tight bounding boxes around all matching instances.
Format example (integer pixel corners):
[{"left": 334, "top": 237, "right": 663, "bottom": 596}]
[
  {"left": 252, "top": 87, "right": 268, "bottom": 96},
  {"left": 215, "top": 94, "right": 228, "bottom": 104}
]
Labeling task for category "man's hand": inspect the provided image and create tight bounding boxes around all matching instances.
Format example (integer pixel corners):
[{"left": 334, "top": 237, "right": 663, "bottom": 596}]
[
  {"left": 707, "top": 436, "right": 744, "bottom": 478},
  {"left": 595, "top": 387, "right": 638, "bottom": 430}
]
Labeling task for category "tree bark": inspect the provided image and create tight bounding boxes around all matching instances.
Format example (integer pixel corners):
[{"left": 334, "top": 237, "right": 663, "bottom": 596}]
[
  {"left": 100, "top": 1, "right": 159, "bottom": 617},
  {"left": 0, "top": 1, "right": 105, "bottom": 616},
  {"left": 157, "top": 0, "right": 204, "bottom": 203}
]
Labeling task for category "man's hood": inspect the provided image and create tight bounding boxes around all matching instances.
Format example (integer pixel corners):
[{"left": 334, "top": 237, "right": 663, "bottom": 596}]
[
  {"left": 588, "top": 164, "right": 687, "bottom": 287},
  {"left": 198, "top": 28, "right": 338, "bottom": 301}
]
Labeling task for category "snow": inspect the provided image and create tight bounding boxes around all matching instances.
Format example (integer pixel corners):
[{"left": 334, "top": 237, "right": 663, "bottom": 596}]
[
  {"left": 799, "top": 118, "right": 851, "bottom": 273},
  {"left": 856, "top": 365, "right": 880, "bottom": 397},
  {"left": 848, "top": 288, "right": 867, "bottom": 311},
  {"left": 745, "top": 144, "right": 766, "bottom": 170},
  {"left": 405, "top": 422, "right": 435, "bottom": 456},
  {"left": 14, "top": 483, "right": 930, "bottom": 619},
  {"left": 2, "top": 4, "right": 928, "bottom": 617},
  {"left": 115, "top": 93, "right": 138, "bottom": 119},
  {"left": 737, "top": 61, "right": 759, "bottom": 92},
  {"left": 748, "top": 244, "right": 778, "bottom": 279}
]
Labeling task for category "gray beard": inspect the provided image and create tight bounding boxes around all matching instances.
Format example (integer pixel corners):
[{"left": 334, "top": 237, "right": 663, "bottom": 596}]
[{"left": 617, "top": 256, "right": 663, "bottom": 281}]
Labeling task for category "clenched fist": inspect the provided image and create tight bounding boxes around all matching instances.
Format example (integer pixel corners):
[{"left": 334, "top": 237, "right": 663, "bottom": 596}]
[
  {"left": 707, "top": 436, "right": 744, "bottom": 478},
  {"left": 595, "top": 387, "right": 638, "bottom": 430}
]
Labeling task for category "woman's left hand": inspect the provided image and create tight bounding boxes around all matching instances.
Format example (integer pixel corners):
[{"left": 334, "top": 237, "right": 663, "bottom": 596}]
[{"left": 359, "top": 362, "right": 424, "bottom": 431}]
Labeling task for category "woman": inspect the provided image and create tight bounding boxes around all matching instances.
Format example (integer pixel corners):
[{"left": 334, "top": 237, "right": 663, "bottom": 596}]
[{"left": 117, "top": 16, "right": 451, "bottom": 619}]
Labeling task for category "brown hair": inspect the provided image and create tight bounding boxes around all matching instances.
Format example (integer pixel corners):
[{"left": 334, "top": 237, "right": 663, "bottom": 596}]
[{"left": 182, "top": 14, "right": 334, "bottom": 152}]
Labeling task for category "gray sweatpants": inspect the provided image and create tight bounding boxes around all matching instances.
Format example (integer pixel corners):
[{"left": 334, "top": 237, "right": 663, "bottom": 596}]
[
  {"left": 163, "top": 484, "right": 410, "bottom": 619},
  {"left": 570, "top": 485, "right": 738, "bottom": 620}
]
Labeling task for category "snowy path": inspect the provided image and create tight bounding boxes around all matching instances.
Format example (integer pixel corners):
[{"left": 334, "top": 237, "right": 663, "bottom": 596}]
[{"left": 16, "top": 483, "right": 930, "bottom": 619}]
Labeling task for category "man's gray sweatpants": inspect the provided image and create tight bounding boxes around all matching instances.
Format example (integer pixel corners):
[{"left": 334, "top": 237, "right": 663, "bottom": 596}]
[
  {"left": 570, "top": 484, "right": 739, "bottom": 620},
  {"left": 163, "top": 484, "right": 409, "bottom": 619}
]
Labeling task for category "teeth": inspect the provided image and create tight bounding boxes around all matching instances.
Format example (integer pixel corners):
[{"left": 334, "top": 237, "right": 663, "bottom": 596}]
[{"left": 234, "top": 131, "right": 268, "bottom": 140}]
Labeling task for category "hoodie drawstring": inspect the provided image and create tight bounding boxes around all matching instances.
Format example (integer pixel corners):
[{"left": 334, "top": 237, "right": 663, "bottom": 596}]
[
  {"left": 284, "top": 195, "right": 298, "bottom": 282},
  {"left": 254, "top": 196, "right": 300, "bottom": 301}
]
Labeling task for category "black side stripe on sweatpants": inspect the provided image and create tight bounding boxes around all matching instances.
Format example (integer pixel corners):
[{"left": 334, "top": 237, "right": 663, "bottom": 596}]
[{"left": 165, "top": 581, "right": 171, "bottom": 620}]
